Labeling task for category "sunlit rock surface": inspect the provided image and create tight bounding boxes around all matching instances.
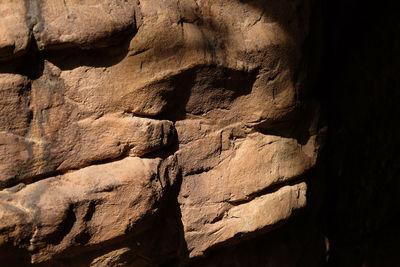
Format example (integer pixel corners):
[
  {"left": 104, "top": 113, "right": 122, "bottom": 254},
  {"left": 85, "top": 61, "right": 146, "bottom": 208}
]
[{"left": 0, "top": 0, "right": 325, "bottom": 265}]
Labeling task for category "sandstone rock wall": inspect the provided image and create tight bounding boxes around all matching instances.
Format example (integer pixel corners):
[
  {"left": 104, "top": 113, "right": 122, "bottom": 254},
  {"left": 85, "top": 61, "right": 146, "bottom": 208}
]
[{"left": 0, "top": 1, "right": 327, "bottom": 266}]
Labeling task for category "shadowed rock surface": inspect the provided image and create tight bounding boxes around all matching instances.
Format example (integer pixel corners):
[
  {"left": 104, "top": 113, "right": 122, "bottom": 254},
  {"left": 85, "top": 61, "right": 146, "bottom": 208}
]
[{"left": 0, "top": 0, "right": 398, "bottom": 266}]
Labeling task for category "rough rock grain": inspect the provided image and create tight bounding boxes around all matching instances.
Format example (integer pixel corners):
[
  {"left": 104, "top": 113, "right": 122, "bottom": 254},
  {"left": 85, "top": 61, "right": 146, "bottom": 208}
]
[
  {"left": 0, "top": 1, "right": 30, "bottom": 60},
  {"left": 33, "top": 0, "right": 138, "bottom": 50},
  {"left": 0, "top": 0, "right": 322, "bottom": 265},
  {"left": 0, "top": 156, "right": 174, "bottom": 264}
]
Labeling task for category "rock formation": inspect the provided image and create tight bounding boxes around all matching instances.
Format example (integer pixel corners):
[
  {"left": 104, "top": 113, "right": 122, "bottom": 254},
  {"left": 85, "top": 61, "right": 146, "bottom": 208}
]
[{"left": 0, "top": 0, "right": 327, "bottom": 266}]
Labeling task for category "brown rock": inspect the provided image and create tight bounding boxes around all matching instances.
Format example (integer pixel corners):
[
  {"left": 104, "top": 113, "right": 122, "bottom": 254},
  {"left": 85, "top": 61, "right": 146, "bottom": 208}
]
[
  {"left": 0, "top": 0, "right": 324, "bottom": 265},
  {"left": 0, "top": 156, "right": 173, "bottom": 264},
  {"left": 33, "top": 0, "right": 138, "bottom": 50},
  {"left": 0, "top": 61, "right": 174, "bottom": 188},
  {"left": 177, "top": 129, "right": 318, "bottom": 257},
  {"left": 0, "top": 74, "right": 31, "bottom": 136},
  {"left": 182, "top": 182, "right": 308, "bottom": 257},
  {"left": 0, "top": 1, "right": 30, "bottom": 60}
]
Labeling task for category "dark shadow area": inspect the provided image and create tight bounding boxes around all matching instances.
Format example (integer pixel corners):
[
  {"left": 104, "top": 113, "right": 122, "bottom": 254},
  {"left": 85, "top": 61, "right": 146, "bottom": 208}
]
[
  {"left": 154, "top": 68, "right": 198, "bottom": 122},
  {"left": 142, "top": 127, "right": 181, "bottom": 160},
  {"left": 156, "top": 65, "right": 258, "bottom": 122},
  {"left": 14, "top": 38, "right": 44, "bottom": 80},
  {"left": 0, "top": 244, "right": 32, "bottom": 267},
  {"left": 46, "top": 204, "right": 77, "bottom": 246},
  {"left": 318, "top": 0, "right": 400, "bottom": 266},
  {"left": 0, "top": 36, "right": 44, "bottom": 79}
]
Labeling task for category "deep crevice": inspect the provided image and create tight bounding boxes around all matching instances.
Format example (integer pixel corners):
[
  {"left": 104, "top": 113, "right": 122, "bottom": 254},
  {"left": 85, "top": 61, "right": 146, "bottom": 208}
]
[{"left": 47, "top": 204, "right": 76, "bottom": 245}]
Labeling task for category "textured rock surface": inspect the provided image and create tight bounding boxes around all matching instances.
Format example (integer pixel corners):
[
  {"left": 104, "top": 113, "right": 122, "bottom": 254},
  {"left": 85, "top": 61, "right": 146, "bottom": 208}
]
[
  {"left": 0, "top": 1, "right": 30, "bottom": 60},
  {"left": 32, "top": 0, "right": 138, "bottom": 50},
  {"left": 0, "top": 0, "right": 326, "bottom": 266},
  {"left": 0, "top": 157, "right": 170, "bottom": 263}
]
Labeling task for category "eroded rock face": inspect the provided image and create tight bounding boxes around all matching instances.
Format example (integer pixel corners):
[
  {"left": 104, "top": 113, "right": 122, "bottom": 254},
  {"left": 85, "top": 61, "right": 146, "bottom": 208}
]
[
  {"left": 0, "top": 0, "right": 323, "bottom": 265},
  {"left": 0, "top": 1, "right": 30, "bottom": 60}
]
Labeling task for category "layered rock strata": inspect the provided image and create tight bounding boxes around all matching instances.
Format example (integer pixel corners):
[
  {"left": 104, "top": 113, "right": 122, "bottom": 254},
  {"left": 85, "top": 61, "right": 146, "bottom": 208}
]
[{"left": 0, "top": 0, "right": 322, "bottom": 265}]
